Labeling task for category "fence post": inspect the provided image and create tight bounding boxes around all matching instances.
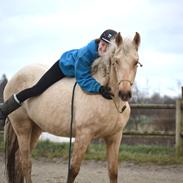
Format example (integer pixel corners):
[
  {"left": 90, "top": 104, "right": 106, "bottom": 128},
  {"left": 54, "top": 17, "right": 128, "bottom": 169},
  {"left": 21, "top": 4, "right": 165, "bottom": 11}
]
[{"left": 176, "top": 87, "right": 183, "bottom": 157}]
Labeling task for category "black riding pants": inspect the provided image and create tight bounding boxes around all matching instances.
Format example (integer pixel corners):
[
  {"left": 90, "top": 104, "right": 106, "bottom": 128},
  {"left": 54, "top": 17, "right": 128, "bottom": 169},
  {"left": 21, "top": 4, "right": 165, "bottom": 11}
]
[{"left": 16, "top": 60, "right": 65, "bottom": 103}]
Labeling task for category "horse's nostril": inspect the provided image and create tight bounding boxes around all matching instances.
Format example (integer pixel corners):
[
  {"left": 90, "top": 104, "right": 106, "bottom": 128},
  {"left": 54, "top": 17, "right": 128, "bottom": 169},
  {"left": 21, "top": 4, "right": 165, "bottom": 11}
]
[
  {"left": 118, "top": 91, "right": 123, "bottom": 99},
  {"left": 119, "top": 91, "right": 132, "bottom": 101}
]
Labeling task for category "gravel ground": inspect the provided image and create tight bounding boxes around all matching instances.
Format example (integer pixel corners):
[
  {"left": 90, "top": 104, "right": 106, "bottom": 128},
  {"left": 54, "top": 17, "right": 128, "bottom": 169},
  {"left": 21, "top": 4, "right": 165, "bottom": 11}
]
[{"left": 1, "top": 155, "right": 183, "bottom": 183}]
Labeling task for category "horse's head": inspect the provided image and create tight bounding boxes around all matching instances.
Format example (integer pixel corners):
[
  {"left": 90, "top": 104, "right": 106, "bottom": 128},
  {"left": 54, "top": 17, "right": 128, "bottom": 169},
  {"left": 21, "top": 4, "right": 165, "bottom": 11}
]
[{"left": 108, "top": 32, "right": 141, "bottom": 102}]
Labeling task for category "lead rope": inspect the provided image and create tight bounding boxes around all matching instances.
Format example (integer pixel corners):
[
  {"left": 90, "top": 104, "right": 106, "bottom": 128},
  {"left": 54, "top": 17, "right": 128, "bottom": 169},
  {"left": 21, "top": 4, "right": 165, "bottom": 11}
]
[{"left": 66, "top": 82, "right": 77, "bottom": 183}]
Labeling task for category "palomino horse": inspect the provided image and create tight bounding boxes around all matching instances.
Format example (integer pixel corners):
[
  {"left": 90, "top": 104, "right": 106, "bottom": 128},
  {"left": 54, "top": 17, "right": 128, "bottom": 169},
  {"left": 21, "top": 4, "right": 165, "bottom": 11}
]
[{"left": 4, "top": 32, "right": 141, "bottom": 183}]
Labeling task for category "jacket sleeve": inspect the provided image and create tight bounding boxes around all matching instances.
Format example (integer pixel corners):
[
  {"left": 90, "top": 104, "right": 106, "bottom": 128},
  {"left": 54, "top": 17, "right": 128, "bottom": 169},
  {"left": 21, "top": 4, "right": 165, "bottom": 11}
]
[{"left": 75, "top": 53, "right": 101, "bottom": 93}]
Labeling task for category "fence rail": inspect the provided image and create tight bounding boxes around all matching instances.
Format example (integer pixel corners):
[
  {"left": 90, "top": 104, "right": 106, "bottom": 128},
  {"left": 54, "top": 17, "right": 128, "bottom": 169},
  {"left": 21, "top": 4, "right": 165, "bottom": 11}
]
[
  {"left": 123, "top": 131, "right": 176, "bottom": 137},
  {"left": 130, "top": 103, "right": 176, "bottom": 109}
]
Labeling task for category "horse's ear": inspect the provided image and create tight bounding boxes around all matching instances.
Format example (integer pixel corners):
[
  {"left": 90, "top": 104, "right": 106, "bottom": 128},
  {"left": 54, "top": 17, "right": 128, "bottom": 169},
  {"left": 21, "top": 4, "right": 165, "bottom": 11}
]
[
  {"left": 133, "top": 32, "right": 141, "bottom": 50},
  {"left": 115, "top": 32, "right": 123, "bottom": 46}
]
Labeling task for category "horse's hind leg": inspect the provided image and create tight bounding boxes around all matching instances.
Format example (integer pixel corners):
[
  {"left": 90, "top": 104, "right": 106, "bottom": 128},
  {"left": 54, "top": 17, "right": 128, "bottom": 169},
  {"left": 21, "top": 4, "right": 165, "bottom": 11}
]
[
  {"left": 67, "top": 131, "right": 92, "bottom": 183},
  {"left": 104, "top": 131, "right": 122, "bottom": 183},
  {"left": 15, "top": 120, "right": 33, "bottom": 183}
]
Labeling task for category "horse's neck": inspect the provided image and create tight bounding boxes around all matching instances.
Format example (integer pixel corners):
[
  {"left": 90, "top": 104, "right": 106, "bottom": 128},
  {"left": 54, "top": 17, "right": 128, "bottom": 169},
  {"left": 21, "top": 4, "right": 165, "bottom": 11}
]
[{"left": 92, "top": 57, "right": 110, "bottom": 86}]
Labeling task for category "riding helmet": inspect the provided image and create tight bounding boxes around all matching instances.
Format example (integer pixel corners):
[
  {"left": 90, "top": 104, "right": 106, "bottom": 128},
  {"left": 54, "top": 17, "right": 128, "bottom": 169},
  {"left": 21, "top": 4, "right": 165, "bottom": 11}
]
[{"left": 100, "top": 29, "right": 117, "bottom": 43}]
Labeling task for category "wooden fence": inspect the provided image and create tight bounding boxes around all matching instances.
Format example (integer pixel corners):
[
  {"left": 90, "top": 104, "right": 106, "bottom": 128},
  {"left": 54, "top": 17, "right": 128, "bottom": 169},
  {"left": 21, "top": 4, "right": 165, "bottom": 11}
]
[{"left": 126, "top": 88, "right": 183, "bottom": 158}]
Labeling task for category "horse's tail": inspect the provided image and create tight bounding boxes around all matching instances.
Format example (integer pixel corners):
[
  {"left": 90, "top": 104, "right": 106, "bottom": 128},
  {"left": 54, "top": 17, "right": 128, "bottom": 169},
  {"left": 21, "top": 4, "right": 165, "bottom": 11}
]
[{"left": 4, "top": 118, "right": 24, "bottom": 183}]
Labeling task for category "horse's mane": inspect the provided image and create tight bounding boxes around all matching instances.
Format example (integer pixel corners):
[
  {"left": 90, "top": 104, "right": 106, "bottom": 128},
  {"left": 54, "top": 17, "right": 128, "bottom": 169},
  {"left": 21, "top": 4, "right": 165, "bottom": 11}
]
[{"left": 91, "top": 40, "right": 117, "bottom": 77}]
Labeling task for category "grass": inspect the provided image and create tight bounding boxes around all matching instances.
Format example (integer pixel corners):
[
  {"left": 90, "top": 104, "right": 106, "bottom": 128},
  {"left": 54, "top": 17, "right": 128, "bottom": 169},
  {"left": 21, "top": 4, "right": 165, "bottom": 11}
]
[
  {"left": 119, "top": 144, "right": 182, "bottom": 165},
  {"left": 1, "top": 139, "right": 183, "bottom": 165},
  {"left": 32, "top": 140, "right": 69, "bottom": 159},
  {"left": 33, "top": 140, "right": 183, "bottom": 165}
]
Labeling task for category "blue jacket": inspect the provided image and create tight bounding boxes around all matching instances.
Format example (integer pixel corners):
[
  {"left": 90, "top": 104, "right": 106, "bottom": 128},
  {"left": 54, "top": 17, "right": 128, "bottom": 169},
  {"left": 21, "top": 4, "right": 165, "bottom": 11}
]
[{"left": 59, "top": 40, "right": 101, "bottom": 93}]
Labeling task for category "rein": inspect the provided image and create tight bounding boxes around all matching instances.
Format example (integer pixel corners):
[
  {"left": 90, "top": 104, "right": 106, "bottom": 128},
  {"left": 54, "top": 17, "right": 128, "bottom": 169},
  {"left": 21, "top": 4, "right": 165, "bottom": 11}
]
[{"left": 112, "top": 100, "right": 127, "bottom": 113}]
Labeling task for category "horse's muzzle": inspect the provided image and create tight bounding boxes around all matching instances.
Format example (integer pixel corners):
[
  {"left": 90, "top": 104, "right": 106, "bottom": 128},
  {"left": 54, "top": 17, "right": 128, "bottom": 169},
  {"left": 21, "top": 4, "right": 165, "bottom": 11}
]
[{"left": 118, "top": 90, "right": 132, "bottom": 101}]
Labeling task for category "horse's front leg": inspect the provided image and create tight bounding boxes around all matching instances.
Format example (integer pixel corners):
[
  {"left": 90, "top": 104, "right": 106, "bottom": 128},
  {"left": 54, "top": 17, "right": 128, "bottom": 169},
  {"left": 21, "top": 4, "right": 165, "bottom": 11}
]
[
  {"left": 67, "top": 130, "right": 92, "bottom": 183},
  {"left": 105, "top": 130, "right": 122, "bottom": 183}
]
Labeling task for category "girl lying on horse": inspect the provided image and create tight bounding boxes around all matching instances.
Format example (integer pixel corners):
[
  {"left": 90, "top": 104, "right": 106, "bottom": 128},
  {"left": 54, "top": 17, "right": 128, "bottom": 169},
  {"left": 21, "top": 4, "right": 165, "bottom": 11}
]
[{"left": 0, "top": 29, "right": 117, "bottom": 127}]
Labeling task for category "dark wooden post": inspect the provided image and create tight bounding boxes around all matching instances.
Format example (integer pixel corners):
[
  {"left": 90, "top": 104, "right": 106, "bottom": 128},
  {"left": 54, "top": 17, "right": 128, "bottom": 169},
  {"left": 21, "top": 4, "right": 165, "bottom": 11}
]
[{"left": 176, "top": 87, "right": 183, "bottom": 157}]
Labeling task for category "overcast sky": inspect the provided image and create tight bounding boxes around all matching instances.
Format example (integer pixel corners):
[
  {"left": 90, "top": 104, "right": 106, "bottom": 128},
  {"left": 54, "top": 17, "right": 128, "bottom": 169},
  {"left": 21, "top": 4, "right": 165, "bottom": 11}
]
[{"left": 0, "top": 0, "right": 183, "bottom": 97}]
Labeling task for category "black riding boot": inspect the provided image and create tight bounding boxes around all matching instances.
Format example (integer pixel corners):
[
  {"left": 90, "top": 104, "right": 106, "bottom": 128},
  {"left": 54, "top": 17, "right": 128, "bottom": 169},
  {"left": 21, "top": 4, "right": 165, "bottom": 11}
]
[{"left": 0, "top": 94, "right": 21, "bottom": 127}]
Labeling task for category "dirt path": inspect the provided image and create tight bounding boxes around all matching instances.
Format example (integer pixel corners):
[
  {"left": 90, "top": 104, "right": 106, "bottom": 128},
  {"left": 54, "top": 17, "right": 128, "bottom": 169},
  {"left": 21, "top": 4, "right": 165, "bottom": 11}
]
[{"left": 1, "top": 155, "right": 183, "bottom": 183}]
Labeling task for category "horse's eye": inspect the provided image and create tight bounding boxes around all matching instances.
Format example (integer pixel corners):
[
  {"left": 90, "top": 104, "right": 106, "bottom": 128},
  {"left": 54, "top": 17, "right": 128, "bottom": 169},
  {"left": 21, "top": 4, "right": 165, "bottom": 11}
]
[{"left": 134, "top": 61, "right": 138, "bottom": 67}]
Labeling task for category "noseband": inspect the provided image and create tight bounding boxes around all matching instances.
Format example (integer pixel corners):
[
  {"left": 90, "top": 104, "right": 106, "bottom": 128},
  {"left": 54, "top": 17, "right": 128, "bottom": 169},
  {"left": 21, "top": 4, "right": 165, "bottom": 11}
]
[{"left": 118, "top": 79, "right": 133, "bottom": 86}]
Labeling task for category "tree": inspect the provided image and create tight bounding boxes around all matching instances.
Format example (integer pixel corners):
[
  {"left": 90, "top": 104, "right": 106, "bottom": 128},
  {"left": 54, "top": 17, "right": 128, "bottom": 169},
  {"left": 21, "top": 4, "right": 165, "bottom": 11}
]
[{"left": 0, "top": 74, "right": 8, "bottom": 102}]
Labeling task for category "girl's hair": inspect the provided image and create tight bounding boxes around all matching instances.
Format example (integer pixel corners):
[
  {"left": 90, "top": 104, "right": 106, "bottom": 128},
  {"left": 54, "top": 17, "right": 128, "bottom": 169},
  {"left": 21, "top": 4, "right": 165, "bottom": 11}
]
[{"left": 95, "top": 38, "right": 100, "bottom": 45}]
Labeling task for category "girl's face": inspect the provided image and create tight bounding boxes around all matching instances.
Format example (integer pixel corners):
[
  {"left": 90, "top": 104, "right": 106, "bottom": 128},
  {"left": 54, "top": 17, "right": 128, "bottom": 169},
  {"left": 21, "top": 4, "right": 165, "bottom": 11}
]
[{"left": 98, "top": 40, "right": 108, "bottom": 56}]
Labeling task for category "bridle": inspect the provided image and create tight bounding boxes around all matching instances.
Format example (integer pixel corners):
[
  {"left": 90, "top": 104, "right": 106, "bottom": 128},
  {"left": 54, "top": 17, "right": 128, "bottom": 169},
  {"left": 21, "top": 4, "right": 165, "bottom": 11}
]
[
  {"left": 110, "top": 58, "right": 143, "bottom": 87},
  {"left": 107, "top": 57, "right": 142, "bottom": 113}
]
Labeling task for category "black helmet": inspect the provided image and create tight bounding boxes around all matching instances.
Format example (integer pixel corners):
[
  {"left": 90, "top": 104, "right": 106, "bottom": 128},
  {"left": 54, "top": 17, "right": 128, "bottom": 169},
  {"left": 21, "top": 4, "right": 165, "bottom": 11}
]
[{"left": 100, "top": 29, "right": 117, "bottom": 43}]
